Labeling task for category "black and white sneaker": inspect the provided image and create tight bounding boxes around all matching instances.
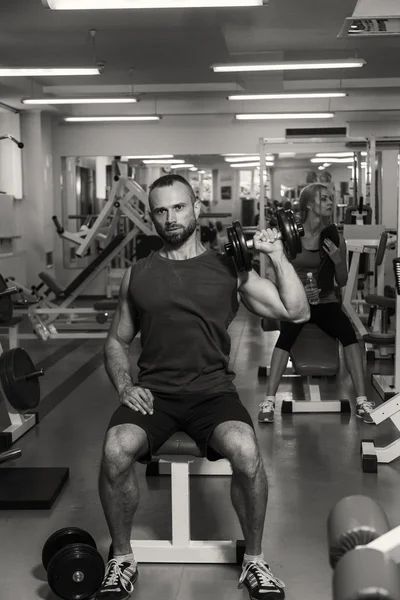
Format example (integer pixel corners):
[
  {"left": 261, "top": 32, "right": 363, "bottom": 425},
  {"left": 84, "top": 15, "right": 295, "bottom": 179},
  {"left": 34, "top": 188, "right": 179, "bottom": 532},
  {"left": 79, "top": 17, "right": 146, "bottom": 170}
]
[
  {"left": 95, "top": 558, "right": 138, "bottom": 600},
  {"left": 239, "top": 560, "right": 285, "bottom": 599}
]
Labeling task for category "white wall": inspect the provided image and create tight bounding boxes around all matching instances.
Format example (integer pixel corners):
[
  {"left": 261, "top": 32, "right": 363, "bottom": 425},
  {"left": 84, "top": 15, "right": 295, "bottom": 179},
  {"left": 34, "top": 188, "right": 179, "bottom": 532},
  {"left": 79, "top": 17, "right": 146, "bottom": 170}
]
[{"left": 49, "top": 115, "right": 400, "bottom": 293}]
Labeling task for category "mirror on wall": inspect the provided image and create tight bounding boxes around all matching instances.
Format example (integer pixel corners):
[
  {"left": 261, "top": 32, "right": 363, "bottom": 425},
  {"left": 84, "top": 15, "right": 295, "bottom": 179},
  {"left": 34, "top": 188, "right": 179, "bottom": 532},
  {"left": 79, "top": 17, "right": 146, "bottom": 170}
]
[{"left": 60, "top": 146, "right": 379, "bottom": 269}]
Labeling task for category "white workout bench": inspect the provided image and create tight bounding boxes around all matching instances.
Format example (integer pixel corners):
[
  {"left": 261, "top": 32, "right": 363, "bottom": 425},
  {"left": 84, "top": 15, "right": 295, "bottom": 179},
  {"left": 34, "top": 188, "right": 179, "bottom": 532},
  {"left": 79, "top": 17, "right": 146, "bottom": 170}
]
[
  {"left": 259, "top": 323, "right": 350, "bottom": 414},
  {"left": 128, "top": 431, "right": 244, "bottom": 564},
  {"left": 361, "top": 392, "right": 400, "bottom": 473}
]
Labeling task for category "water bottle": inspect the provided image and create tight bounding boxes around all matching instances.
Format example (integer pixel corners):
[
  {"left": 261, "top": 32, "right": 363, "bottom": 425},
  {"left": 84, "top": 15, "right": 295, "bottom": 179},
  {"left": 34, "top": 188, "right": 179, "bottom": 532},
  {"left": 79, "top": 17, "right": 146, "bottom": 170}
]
[
  {"left": 29, "top": 313, "right": 50, "bottom": 341},
  {"left": 306, "top": 272, "right": 320, "bottom": 306}
]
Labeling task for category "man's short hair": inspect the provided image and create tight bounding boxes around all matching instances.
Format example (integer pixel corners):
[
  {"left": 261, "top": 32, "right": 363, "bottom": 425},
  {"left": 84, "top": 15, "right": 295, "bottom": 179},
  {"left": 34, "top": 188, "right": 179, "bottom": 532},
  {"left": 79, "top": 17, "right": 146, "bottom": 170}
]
[{"left": 148, "top": 174, "right": 196, "bottom": 209}]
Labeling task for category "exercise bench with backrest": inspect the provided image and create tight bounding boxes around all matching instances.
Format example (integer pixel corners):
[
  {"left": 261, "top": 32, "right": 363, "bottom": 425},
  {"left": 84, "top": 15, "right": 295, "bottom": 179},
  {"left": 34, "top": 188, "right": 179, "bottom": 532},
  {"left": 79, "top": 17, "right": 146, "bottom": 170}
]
[{"left": 127, "top": 431, "right": 244, "bottom": 564}]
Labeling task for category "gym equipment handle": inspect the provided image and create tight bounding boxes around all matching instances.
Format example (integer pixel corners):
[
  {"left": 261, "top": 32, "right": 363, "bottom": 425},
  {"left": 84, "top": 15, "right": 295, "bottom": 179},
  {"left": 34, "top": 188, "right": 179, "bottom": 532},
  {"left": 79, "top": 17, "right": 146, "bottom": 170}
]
[
  {"left": 15, "top": 369, "right": 44, "bottom": 384},
  {"left": 0, "top": 134, "right": 24, "bottom": 148},
  {"left": 52, "top": 216, "right": 64, "bottom": 234},
  {"left": 0, "top": 286, "right": 19, "bottom": 299},
  {"left": 0, "top": 448, "right": 22, "bottom": 465}
]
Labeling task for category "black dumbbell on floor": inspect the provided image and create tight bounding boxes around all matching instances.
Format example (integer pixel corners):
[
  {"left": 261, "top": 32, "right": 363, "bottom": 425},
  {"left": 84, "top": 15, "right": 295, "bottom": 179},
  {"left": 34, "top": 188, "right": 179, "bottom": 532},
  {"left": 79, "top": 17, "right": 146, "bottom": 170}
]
[{"left": 42, "top": 527, "right": 105, "bottom": 600}]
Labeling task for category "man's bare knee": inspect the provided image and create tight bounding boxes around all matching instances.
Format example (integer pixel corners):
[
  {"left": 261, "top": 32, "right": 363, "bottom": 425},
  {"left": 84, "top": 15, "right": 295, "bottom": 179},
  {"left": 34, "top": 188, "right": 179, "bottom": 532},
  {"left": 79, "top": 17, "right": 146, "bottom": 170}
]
[{"left": 102, "top": 424, "right": 148, "bottom": 477}]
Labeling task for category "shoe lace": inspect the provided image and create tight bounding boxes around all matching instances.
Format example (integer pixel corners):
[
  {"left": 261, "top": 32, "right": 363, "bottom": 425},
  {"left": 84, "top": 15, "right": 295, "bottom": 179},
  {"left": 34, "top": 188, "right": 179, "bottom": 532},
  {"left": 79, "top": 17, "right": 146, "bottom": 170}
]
[
  {"left": 359, "top": 400, "right": 375, "bottom": 413},
  {"left": 259, "top": 399, "right": 275, "bottom": 411},
  {"left": 239, "top": 560, "right": 285, "bottom": 589},
  {"left": 103, "top": 559, "right": 135, "bottom": 593}
]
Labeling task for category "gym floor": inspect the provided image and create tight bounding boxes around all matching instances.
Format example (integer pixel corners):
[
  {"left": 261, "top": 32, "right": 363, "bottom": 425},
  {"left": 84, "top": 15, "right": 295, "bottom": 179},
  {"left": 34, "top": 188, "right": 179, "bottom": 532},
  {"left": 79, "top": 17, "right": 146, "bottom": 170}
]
[{"left": 0, "top": 305, "right": 399, "bottom": 600}]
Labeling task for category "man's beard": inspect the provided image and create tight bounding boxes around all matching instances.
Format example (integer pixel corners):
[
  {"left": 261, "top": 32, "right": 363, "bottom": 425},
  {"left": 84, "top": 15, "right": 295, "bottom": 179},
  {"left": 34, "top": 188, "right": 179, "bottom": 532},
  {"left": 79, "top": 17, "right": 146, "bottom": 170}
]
[{"left": 153, "top": 217, "right": 198, "bottom": 246}]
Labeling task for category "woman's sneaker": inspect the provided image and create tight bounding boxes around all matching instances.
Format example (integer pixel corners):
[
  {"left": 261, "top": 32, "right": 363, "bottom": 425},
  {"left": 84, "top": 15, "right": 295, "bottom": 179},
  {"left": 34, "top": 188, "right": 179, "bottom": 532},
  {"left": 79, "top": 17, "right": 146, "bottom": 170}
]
[
  {"left": 258, "top": 398, "right": 275, "bottom": 423},
  {"left": 239, "top": 560, "right": 285, "bottom": 599},
  {"left": 355, "top": 399, "right": 376, "bottom": 424},
  {"left": 95, "top": 558, "right": 138, "bottom": 600}
]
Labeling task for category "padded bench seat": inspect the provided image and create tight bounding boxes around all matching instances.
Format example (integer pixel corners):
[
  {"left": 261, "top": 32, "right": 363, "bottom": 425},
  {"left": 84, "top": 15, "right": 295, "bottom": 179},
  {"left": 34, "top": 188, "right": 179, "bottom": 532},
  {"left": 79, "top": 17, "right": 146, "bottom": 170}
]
[
  {"left": 154, "top": 432, "right": 203, "bottom": 458},
  {"left": 364, "top": 294, "right": 396, "bottom": 309},
  {"left": 93, "top": 299, "right": 118, "bottom": 312},
  {"left": 290, "top": 323, "right": 338, "bottom": 377}
]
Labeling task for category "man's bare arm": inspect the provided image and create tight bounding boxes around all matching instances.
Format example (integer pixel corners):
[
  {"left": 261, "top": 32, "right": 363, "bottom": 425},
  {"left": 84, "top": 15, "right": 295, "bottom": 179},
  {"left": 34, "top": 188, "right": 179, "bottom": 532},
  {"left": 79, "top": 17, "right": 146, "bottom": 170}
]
[
  {"left": 239, "top": 252, "right": 310, "bottom": 323},
  {"left": 104, "top": 268, "right": 140, "bottom": 394}
]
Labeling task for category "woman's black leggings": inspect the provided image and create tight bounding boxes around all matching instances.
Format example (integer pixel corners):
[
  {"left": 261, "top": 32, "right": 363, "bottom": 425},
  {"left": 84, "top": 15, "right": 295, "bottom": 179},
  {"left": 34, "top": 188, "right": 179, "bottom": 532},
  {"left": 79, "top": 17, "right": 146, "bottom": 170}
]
[{"left": 275, "top": 302, "right": 358, "bottom": 352}]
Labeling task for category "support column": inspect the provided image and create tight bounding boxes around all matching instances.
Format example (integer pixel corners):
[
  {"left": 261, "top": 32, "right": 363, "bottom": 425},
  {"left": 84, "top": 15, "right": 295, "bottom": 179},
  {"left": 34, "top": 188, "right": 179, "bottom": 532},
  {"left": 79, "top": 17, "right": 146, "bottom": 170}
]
[
  {"left": 20, "top": 111, "right": 55, "bottom": 285},
  {"left": 0, "top": 112, "right": 23, "bottom": 200}
]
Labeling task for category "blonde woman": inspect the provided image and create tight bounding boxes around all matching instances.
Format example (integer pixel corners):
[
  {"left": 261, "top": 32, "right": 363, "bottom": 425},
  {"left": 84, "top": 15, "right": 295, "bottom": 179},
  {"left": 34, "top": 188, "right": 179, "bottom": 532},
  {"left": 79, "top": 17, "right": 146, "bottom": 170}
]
[{"left": 259, "top": 183, "right": 375, "bottom": 425}]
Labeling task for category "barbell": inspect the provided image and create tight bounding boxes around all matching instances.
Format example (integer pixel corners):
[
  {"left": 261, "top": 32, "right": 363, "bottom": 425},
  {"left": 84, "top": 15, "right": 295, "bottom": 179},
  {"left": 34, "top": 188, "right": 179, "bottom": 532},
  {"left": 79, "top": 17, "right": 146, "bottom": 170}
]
[
  {"left": 327, "top": 495, "right": 400, "bottom": 599},
  {"left": 224, "top": 208, "right": 304, "bottom": 272}
]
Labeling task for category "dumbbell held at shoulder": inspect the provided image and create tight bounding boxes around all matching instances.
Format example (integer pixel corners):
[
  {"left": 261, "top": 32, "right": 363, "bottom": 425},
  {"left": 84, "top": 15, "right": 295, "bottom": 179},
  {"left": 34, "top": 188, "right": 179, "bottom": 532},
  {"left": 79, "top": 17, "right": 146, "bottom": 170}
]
[{"left": 252, "top": 228, "right": 285, "bottom": 255}]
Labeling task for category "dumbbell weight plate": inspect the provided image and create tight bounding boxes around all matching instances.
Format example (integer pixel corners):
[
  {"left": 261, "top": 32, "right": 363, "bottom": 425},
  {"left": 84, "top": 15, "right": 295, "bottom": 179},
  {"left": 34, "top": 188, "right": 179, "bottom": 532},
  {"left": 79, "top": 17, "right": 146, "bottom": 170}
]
[
  {"left": 276, "top": 209, "right": 303, "bottom": 260},
  {"left": 47, "top": 543, "right": 105, "bottom": 600},
  {"left": 42, "top": 527, "right": 98, "bottom": 571},
  {"left": 226, "top": 223, "right": 245, "bottom": 272},
  {"left": 233, "top": 221, "right": 253, "bottom": 272},
  {"left": 0, "top": 348, "right": 41, "bottom": 412}
]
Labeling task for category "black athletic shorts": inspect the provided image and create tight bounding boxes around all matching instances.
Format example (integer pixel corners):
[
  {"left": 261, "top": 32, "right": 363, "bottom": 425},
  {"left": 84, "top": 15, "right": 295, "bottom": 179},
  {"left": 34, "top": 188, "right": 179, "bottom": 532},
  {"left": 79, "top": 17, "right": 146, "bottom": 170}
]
[{"left": 106, "top": 390, "right": 254, "bottom": 464}]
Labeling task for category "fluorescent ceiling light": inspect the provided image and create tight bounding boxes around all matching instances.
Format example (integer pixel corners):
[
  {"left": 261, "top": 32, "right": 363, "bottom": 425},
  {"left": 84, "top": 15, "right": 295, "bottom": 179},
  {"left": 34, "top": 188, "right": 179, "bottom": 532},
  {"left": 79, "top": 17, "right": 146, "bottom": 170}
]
[
  {"left": 225, "top": 155, "right": 274, "bottom": 162},
  {"left": 230, "top": 161, "right": 274, "bottom": 168},
  {"left": 212, "top": 59, "right": 365, "bottom": 73},
  {"left": 221, "top": 153, "right": 255, "bottom": 157},
  {"left": 64, "top": 116, "right": 160, "bottom": 122},
  {"left": 318, "top": 166, "right": 325, "bottom": 170},
  {"left": 0, "top": 68, "right": 100, "bottom": 77},
  {"left": 279, "top": 152, "right": 296, "bottom": 157},
  {"left": 170, "top": 163, "right": 194, "bottom": 169},
  {"left": 316, "top": 152, "right": 354, "bottom": 157},
  {"left": 228, "top": 92, "right": 347, "bottom": 100},
  {"left": 43, "top": 0, "right": 265, "bottom": 9},
  {"left": 311, "top": 157, "right": 353, "bottom": 164},
  {"left": 198, "top": 170, "right": 206, "bottom": 174},
  {"left": 125, "top": 155, "right": 174, "bottom": 159},
  {"left": 22, "top": 97, "right": 136, "bottom": 104},
  {"left": 189, "top": 167, "right": 198, "bottom": 171},
  {"left": 143, "top": 159, "right": 184, "bottom": 164},
  {"left": 235, "top": 113, "right": 334, "bottom": 120}
]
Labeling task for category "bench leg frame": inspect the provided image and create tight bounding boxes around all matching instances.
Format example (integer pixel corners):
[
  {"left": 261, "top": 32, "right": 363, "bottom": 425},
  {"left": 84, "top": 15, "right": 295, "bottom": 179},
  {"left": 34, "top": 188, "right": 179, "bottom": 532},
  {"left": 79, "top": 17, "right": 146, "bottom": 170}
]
[{"left": 132, "top": 460, "right": 241, "bottom": 563}]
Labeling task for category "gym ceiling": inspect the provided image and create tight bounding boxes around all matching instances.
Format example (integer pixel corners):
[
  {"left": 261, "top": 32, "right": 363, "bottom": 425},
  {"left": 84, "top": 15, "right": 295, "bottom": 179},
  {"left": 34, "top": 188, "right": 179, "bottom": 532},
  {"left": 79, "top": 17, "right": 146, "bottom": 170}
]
[{"left": 0, "top": 0, "right": 400, "bottom": 124}]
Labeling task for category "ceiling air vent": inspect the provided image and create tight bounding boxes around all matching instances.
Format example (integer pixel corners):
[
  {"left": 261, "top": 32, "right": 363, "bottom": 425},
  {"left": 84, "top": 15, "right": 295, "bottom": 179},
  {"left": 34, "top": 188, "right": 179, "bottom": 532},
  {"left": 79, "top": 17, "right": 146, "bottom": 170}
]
[
  {"left": 338, "top": 0, "right": 400, "bottom": 37},
  {"left": 286, "top": 127, "right": 347, "bottom": 140}
]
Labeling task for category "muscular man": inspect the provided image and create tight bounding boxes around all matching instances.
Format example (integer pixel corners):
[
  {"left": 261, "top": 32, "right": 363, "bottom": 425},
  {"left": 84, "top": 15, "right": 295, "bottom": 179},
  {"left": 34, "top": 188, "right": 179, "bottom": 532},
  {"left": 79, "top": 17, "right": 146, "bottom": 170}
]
[{"left": 96, "top": 174, "right": 309, "bottom": 600}]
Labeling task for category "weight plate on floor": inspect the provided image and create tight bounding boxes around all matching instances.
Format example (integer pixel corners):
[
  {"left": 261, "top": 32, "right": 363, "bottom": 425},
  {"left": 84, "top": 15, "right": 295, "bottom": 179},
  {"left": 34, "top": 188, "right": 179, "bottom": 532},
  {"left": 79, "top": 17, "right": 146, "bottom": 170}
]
[
  {"left": 42, "top": 527, "right": 97, "bottom": 571},
  {"left": 232, "top": 221, "right": 252, "bottom": 272},
  {"left": 47, "top": 543, "right": 105, "bottom": 600},
  {"left": 0, "top": 274, "right": 13, "bottom": 325},
  {"left": 0, "top": 348, "right": 41, "bottom": 412}
]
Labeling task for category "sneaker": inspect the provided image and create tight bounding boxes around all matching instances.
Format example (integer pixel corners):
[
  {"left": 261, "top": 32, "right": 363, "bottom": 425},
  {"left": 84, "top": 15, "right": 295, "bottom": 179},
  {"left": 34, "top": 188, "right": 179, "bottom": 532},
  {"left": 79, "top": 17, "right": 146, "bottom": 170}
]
[
  {"left": 239, "top": 560, "right": 285, "bottom": 599},
  {"left": 258, "top": 399, "right": 275, "bottom": 423},
  {"left": 96, "top": 558, "right": 138, "bottom": 600},
  {"left": 355, "top": 400, "right": 376, "bottom": 424}
]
